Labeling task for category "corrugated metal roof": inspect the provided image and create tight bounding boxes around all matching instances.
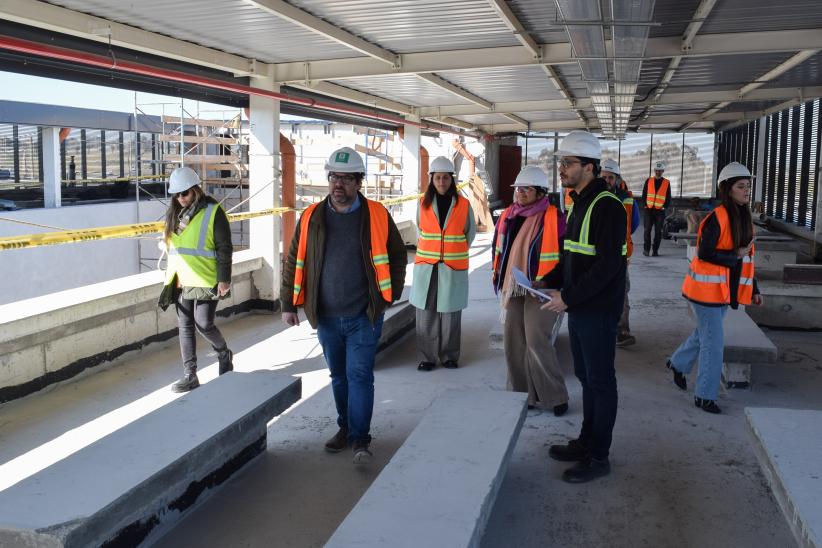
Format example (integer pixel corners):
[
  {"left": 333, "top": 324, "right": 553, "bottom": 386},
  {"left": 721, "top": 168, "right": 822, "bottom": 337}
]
[
  {"left": 331, "top": 75, "right": 470, "bottom": 107},
  {"left": 519, "top": 110, "right": 580, "bottom": 122},
  {"left": 506, "top": 0, "right": 568, "bottom": 44},
  {"left": 47, "top": 0, "right": 357, "bottom": 63},
  {"left": 289, "top": 0, "right": 519, "bottom": 53},
  {"left": 764, "top": 51, "right": 822, "bottom": 88},
  {"left": 720, "top": 100, "right": 784, "bottom": 113},
  {"left": 700, "top": 0, "right": 822, "bottom": 34},
  {"left": 649, "top": 103, "right": 715, "bottom": 115},
  {"left": 649, "top": 0, "right": 698, "bottom": 38},
  {"left": 436, "top": 66, "right": 565, "bottom": 103},
  {"left": 669, "top": 53, "right": 796, "bottom": 88},
  {"left": 452, "top": 113, "right": 514, "bottom": 125}
]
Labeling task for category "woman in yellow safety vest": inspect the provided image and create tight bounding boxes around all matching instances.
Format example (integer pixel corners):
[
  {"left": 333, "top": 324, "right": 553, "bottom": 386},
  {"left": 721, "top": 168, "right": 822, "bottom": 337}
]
[
  {"left": 492, "top": 165, "right": 569, "bottom": 416},
  {"left": 410, "top": 156, "right": 476, "bottom": 371},
  {"left": 667, "top": 162, "right": 762, "bottom": 414},
  {"left": 158, "top": 166, "right": 234, "bottom": 393}
]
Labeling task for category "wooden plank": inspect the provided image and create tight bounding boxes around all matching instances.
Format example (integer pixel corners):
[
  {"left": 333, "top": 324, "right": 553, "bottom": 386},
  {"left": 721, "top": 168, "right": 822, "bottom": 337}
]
[
  {"left": 162, "top": 154, "right": 240, "bottom": 164},
  {"left": 354, "top": 126, "right": 393, "bottom": 140},
  {"left": 162, "top": 115, "right": 240, "bottom": 128},
  {"left": 158, "top": 134, "right": 238, "bottom": 145},
  {"left": 783, "top": 264, "right": 822, "bottom": 285}
]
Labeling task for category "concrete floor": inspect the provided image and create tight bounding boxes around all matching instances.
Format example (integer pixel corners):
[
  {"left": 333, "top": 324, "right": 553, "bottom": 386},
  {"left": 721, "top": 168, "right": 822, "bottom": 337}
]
[{"left": 1, "top": 233, "right": 819, "bottom": 547}]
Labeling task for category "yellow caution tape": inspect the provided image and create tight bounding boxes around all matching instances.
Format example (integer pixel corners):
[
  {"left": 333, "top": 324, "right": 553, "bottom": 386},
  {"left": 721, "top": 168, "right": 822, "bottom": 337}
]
[{"left": 0, "top": 181, "right": 472, "bottom": 251}]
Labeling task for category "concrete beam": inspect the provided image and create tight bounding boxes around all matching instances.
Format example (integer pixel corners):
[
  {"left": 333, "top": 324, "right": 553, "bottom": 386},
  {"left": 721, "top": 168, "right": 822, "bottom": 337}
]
[
  {"left": 272, "top": 29, "right": 822, "bottom": 82},
  {"left": 0, "top": 0, "right": 266, "bottom": 77},
  {"left": 41, "top": 127, "right": 61, "bottom": 208}
]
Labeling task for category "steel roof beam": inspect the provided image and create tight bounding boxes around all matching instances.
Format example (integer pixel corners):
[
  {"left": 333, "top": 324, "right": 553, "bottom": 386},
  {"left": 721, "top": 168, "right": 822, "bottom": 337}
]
[
  {"left": 272, "top": 29, "right": 822, "bottom": 82},
  {"left": 247, "top": 0, "right": 399, "bottom": 67},
  {"left": 290, "top": 81, "right": 417, "bottom": 116},
  {"left": 0, "top": 0, "right": 266, "bottom": 77},
  {"left": 487, "top": 0, "right": 541, "bottom": 59},
  {"left": 416, "top": 73, "right": 494, "bottom": 109}
]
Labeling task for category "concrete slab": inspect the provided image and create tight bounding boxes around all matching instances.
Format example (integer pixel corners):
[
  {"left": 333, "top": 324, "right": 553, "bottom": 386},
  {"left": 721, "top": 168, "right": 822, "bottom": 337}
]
[
  {"left": 746, "top": 407, "right": 822, "bottom": 548},
  {"left": 326, "top": 389, "right": 527, "bottom": 548},
  {"left": 0, "top": 371, "right": 300, "bottom": 548},
  {"left": 747, "top": 281, "right": 822, "bottom": 329},
  {"left": 723, "top": 307, "right": 778, "bottom": 365}
]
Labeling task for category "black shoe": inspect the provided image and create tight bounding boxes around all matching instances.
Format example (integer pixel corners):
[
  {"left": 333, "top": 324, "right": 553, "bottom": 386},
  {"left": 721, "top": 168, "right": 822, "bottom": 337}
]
[
  {"left": 549, "top": 439, "right": 590, "bottom": 462},
  {"left": 616, "top": 333, "right": 636, "bottom": 347},
  {"left": 562, "top": 457, "right": 611, "bottom": 483},
  {"left": 553, "top": 403, "right": 569, "bottom": 417},
  {"left": 652, "top": 250, "right": 659, "bottom": 257},
  {"left": 352, "top": 440, "right": 372, "bottom": 464},
  {"left": 417, "top": 361, "right": 435, "bottom": 372},
  {"left": 642, "top": 249, "right": 650, "bottom": 256},
  {"left": 695, "top": 397, "right": 722, "bottom": 414},
  {"left": 171, "top": 371, "right": 200, "bottom": 393},
  {"left": 442, "top": 360, "right": 459, "bottom": 369},
  {"left": 324, "top": 428, "right": 349, "bottom": 453},
  {"left": 667, "top": 360, "right": 687, "bottom": 391},
  {"left": 218, "top": 348, "right": 233, "bottom": 375}
]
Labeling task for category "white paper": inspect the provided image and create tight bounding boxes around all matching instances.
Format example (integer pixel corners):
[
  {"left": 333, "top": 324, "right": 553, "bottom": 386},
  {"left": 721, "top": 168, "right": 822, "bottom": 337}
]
[{"left": 512, "top": 267, "right": 553, "bottom": 302}]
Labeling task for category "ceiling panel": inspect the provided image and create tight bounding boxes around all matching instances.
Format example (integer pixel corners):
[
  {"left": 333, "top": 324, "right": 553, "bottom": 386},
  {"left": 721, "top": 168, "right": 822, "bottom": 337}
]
[
  {"left": 437, "top": 66, "right": 565, "bottom": 103},
  {"left": 331, "top": 75, "right": 470, "bottom": 107},
  {"left": 669, "top": 53, "right": 795, "bottom": 88}
]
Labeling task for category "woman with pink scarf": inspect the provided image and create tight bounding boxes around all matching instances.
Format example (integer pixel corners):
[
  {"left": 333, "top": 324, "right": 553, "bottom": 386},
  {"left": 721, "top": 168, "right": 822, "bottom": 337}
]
[{"left": 492, "top": 166, "right": 569, "bottom": 416}]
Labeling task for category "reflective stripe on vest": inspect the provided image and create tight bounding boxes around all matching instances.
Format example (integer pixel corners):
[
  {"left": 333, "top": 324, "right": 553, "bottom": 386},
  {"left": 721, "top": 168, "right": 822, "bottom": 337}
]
[
  {"left": 292, "top": 199, "right": 393, "bottom": 306},
  {"left": 563, "top": 191, "right": 628, "bottom": 256},
  {"left": 415, "top": 195, "right": 470, "bottom": 270},
  {"left": 645, "top": 178, "right": 669, "bottom": 209},
  {"left": 165, "top": 203, "right": 219, "bottom": 287},
  {"left": 681, "top": 205, "right": 755, "bottom": 305}
]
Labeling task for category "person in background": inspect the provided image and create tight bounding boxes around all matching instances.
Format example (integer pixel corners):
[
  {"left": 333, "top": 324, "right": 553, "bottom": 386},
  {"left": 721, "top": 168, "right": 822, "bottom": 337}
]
[
  {"left": 601, "top": 159, "right": 640, "bottom": 347},
  {"left": 642, "top": 161, "right": 671, "bottom": 256},
  {"left": 410, "top": 156, "right": 476, "bottom": 371},
  {"left": 492, "top": 165, "right": 569, "bottom": 417},
  {"left": 280, "top": 147, "right": 407, "bottom": 465},
  {"left": 667, "top": 162, "right": 763, "bottom": 414},
  {"left": 158, "top": 166, "right": 234, "bottom": 393},
  {"left": 542, "top": 131, "right": 627, "bottom": 483}
]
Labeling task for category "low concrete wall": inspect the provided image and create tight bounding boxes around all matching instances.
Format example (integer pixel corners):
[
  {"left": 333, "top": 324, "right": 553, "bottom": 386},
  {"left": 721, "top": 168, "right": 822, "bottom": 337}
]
[
  {"left": 0, "top": 250, "right": 267, "bottom": 403},
  {"left": 747, "top": 281, "right": 822, "bottom": 330}
]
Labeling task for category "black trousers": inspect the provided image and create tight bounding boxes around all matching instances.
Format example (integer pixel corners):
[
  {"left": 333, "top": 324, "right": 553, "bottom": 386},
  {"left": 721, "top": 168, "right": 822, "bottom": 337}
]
[
  {"left": 175, "top": 296, "right": 227, "bottom": 367},
  {"left": 643, "top": 208, "right": 665, "bottom": 253},
  {"left": 567, "top": 308, "right": 621, "bottom": 460}
]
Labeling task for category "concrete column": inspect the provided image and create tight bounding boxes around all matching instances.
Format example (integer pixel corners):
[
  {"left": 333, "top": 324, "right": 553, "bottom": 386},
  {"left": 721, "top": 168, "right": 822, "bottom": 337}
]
[
  {"left": 754, "top": 116, "right": 767, "bottom": 207},
  {"left": 400, "top": 117, "right": 421, "bottom": 223},
  {"left": 42, "top": 127, "right": 61, "bottom": 208},
  {"left": 248, "top": 77, "right": 281, "bottom": 301}
]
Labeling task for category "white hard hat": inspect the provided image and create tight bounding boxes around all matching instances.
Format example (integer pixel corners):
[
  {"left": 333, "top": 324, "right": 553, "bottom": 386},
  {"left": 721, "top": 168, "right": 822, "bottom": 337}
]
[
  {"left": 555, "top": 130, "right": 601, "bottom": 160},
  {"left": 428, "top": 156, "right": 455, "bottom": 174},
  {"left": 601, "top": 159, "right": 620, "bottom": 176},
  {"left": 513, "top": 165, "right": 549, "bottom": 188},
  {"left": 654, "top": 161, "right": 666, "bottom": 171},
  {"left": 168, "top": 166, "right": 200, "bottom": 194},
  {"left": 325, "top": 146, "right": 365, "bottom": 173},
  {"left": 717, "top": 162, "right": 753, "bottom": 184}
]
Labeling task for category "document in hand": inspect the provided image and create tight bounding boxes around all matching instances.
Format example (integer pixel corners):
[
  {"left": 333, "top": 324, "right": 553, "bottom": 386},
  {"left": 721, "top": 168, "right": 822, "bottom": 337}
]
[{"left": 512, "top": 267, "right": 553, "bottom": 302}]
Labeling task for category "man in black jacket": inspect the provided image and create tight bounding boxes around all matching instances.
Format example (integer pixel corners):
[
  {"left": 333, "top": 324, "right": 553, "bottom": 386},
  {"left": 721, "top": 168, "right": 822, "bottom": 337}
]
[{"left": 542, "top": 131, "right": 627, "bottom": 483}]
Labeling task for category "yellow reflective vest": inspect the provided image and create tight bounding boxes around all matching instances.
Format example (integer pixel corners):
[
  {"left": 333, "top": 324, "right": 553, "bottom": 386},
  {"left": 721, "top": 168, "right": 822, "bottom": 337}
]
[{"left": 165, "top": 203, "right": 220, "bottom": 288}]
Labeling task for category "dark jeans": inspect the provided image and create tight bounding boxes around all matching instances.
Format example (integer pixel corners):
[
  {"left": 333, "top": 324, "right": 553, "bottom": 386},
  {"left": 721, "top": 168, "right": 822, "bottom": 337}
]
[
  {"left": 317, "top": 312, "right": 384, "bottom": 443},
  {"left": 568, "top": 308, "right": 621, "bottom": 460},
  {"left": 175, "top": 296, "right": 227, "bottom": 367},
  {"left": 643, "top": 208, "right": 665, "bottom": 253}
]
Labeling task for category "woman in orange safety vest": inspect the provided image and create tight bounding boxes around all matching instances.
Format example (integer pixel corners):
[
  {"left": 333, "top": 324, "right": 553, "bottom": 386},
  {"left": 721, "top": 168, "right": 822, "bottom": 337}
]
[
  {"left": 666, "top": 162, "right": 763, "bottom": 414},
  {"left": 491, "top": 166, "right": 569, "bottom": 416},
  {"left": 410, "top": 156, "right": 476, "bottom": 371}
]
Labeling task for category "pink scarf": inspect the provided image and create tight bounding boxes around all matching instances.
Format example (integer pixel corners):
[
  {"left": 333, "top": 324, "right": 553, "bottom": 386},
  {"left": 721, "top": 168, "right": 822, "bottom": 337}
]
[{"left": 501, "top": 197, "right": 550, "bottom": 233}]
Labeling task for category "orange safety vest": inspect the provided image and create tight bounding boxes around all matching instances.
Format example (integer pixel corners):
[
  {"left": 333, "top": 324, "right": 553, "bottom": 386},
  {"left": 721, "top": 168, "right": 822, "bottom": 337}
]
[
  {"left": 415, "top": 195, "right": 470, "bottom": 270},
  {"left": 564, "top": 188, "right": 574, "bottom": 215},
  {"left": 645, "top": 177, "right": 669, "bottom": 209},
  {"left": 681, "top": 205, "right": 755, "bottom": 305},
  {"left": 622, "top": 192, "right": 635, "bottom": 258},
  {"left": 292, "top": 199, "right": 393, "bottom": 306},
  {"left": 492, "top": 205, "right": 560, "bottom": 284}
]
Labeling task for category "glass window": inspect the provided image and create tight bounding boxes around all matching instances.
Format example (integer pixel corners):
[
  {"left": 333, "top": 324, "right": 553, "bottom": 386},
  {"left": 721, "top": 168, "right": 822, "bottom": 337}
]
[
  {"left": 682, "top": 134, "right": 715, "bottom": 197},
  {"left": 651, "top": 133, "right": 684, "bottom": 197},
  {"left": 617, "top": 133, "right": 651, "bottom": 195}
]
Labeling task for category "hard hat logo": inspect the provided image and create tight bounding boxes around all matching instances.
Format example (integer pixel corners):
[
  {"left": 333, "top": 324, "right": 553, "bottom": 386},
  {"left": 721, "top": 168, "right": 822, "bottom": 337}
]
[{"left": 335, "top": 151, "right": 350, "bottom": 163}]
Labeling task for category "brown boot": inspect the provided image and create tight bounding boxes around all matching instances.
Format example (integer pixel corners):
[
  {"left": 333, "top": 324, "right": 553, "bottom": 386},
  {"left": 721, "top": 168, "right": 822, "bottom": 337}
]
[{"left": 324, "top": 428, "right": 349, "bottom": 453}]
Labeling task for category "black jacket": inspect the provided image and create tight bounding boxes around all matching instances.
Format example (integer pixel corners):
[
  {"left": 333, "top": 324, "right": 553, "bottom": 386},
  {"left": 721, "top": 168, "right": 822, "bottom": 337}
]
[
  {"left": 693, "top": 211, "right": 760, "bottom": 309},
  {"left": 280, "top": 193, "right": 407, "bottom": 328},
  {"left": 558, "top": 179, "right": 627, "bottom": 314}
]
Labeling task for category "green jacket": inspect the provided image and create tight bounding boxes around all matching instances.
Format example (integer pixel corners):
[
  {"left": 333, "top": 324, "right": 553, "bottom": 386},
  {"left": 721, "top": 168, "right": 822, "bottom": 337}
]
[{"left": 280, "top": 193, "right": 408, "bottom": 328}]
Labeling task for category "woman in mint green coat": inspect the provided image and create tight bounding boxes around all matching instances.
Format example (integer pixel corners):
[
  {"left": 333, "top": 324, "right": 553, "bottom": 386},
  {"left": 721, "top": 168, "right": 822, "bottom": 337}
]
[{"left": 410, "top": 156, "right": 476, "bottom": 371}]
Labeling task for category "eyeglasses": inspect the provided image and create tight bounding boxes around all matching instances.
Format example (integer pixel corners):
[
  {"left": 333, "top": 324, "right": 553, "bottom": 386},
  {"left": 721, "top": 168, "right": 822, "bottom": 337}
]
[
  {"left": 557, "top": 158, "right": 582, "bottom": 168},
  {"left": 174, "top": 189, "right": 191, "bottom": 199},
  {"left": 514, "top": 186, "right": 536, "bottom": 193},
  {"left": 603, "top": 174, "right": 617, "bottom": 181},
  {"left": 328, "top": 173, "right": 358, "bottom": 185}
]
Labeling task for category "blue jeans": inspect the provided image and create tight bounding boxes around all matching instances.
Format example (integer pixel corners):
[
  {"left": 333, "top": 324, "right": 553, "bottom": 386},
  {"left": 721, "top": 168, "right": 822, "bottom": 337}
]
[
  {"left": 317, "top": 313, "right": 384, "bottom": 443},
  {"left": 670, "top": 302, "right": 727, "bottom": 401},
  {"left": 567, "top": 308, "right": 621, "bottom": 460}
]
